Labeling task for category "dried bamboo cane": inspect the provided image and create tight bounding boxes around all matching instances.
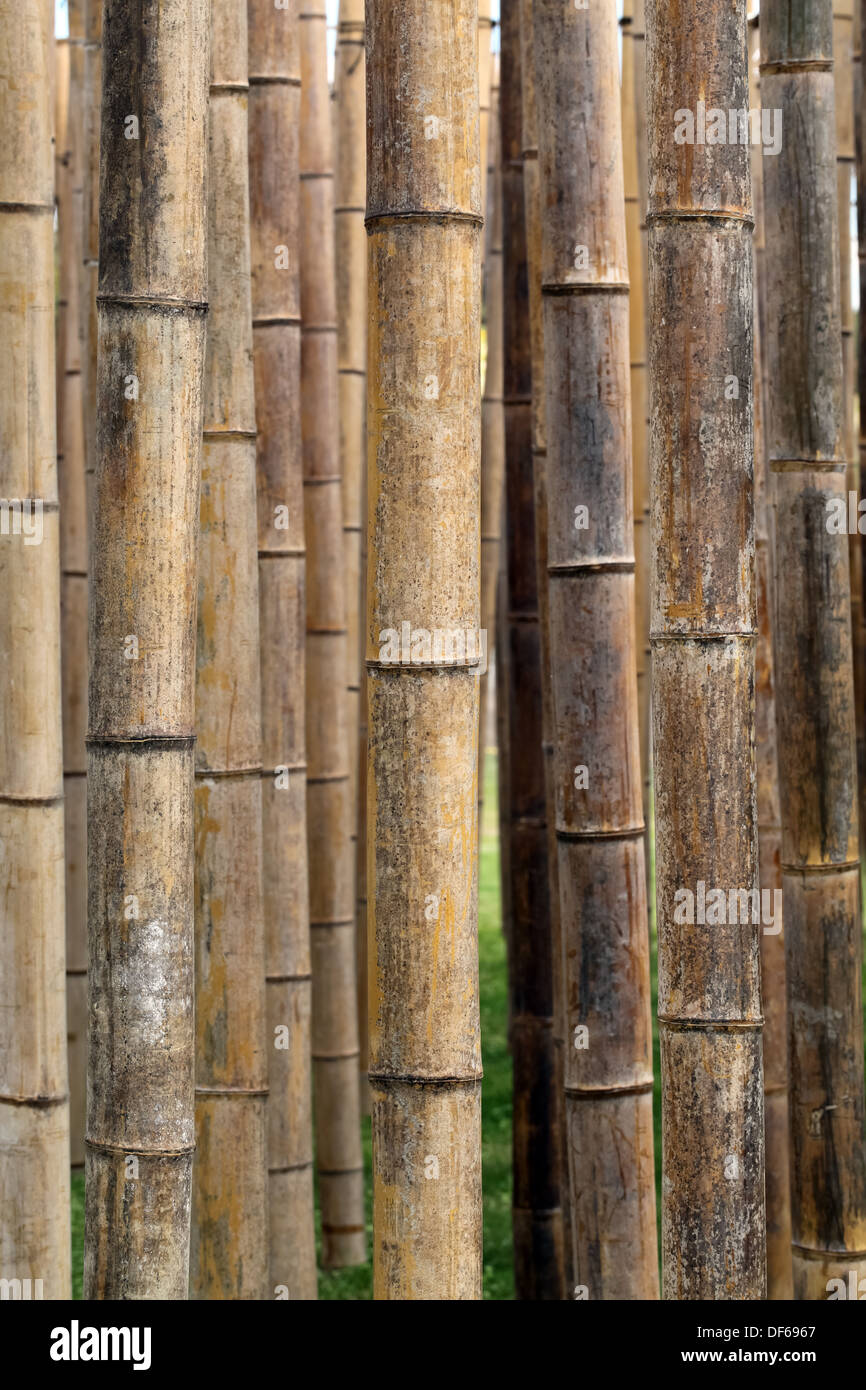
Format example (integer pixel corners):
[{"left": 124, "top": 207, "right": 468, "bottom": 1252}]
[
  {"left": 0, "top": 0, "right": 71, "bottom": 1300},
  {"left": 366, "top": 0, "right": 483, "bottom": 1299},
  {"left": 748, "top": 12, "right": 793, "bottom": 1302},
  {"left": 335, "top": 0, "right": 368, "bottom": 1119},
  {"left": 55, "top": 15, "right": 88, "bottom": 1173},
  {"left": 534, "top": 0, "right": 658, "bottom": 1300},
  {"left": 479, "top": 0, "right": 494, "bottom": 271},
  {"left": 85, "top": 0, "right": 208, "bottom": 1298},
  {"left": 191, "top": 0, "right": 269, "bottom": 1301},
  {"left": 248, "top": 0, "right": 316, "bottom": 1299},
  {"left": 300, "top": 0, "right": 366, "bottom": 1270},
  {"left": 649, "top": 0, "right": 765, "bottom": 1301},
  {"left": 762, "top": 0, "right": 866, "bottom": 1300},
  {"left": 81, "top": 0, "right": 101, "bottom": 512}
]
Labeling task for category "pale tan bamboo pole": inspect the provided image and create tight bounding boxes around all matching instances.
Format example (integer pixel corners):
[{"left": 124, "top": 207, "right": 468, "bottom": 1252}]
[
  {"left": 335, "top": 0, "right": 369, "bottom": 1119},
  {"left": 248, "top": 0, "right": 317, "bottom": 1299},
  {"left": 56, "top": 12, "right": 88, "bottom": 1174},
  {"left": 300, "top": 0, "right": 366, "bottom": 1271},
  {"left": 367, "top": 0, "right": 483, "bottom": 1299},
  {"left": 0, "top": 0, "right": 70, "bottom": 1300},
  {"left": 85, "top": 0, "right": 208, "bottom": 1298},
  {"left": 748, "top": 11, "right": 793, "bottom": 1302},
  {"left": 190, "top": 0, "right": 269, "bottom": 1301}
]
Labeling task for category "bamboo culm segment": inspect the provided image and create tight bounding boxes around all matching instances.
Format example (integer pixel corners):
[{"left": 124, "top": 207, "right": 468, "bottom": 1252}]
[
  {"left": 0, "top": 0, "right": 71, "bottom": 1300},
  {"left": 533, "top": 0, "right": 657, "bottom": 1300},
  {"left": 647, "top": 0, "right": 765, "bottom": 1299},
  {"left": 761, "top": 0, "right": 866, "bottom": 1300},
  {"left": 85, "top": 0, "right": 208, "bottom": 1299},
  {"left": 367, "top": 0, "right": 483, "bottom": 1300},
  {"left": 55, "top": 25, "right": 89, "bottom": 1173},
  {"left": 335, "top": 0, "right": 369, "bottom": 1117},
  {"left": 248, "top": 0, "right": 316, "bottom": 1300},
  {"left": 300, "top": 0, "right": 366, "bottom": 1270},
  {"left": 191, "top": 0, "right": 269, "bottom": 1301}
]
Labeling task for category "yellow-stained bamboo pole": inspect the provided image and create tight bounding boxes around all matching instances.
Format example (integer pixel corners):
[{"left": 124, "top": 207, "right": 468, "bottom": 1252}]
[
  {"left": 85, "top": 0, "right": 208, "bottom": 1298},
  {"left": 191, "top": 0, "right": 269, "bottom": 1301},
  {"left": 335, "top": 0, "right": 369, "bottom": 1119},
  {"left": 367, "top": 0, "right": 483, "bottom": 1299},
  {"left": 55, "top": 12, "right": 88, "bottom": 1174},
  {"left": 248, "top": 0, "right": 316, "bottom": 1299},
  {"left": 0, "top": 0, "right": 71, "bottom": 1299},
  {"left": 300, "top": 0, "right": 366, "bottom": 1270}
]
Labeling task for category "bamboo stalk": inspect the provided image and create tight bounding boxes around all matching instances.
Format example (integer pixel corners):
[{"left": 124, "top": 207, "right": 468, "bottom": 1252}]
[
  {"left": 534, "top": 0, "right": 658, "bottom": 1301},
  {"left": 300, "top": 0, "right": 366, "bottom": 1271},
  {"left": 81, "top": 0, "right": 101, "bottom": 514},
  {"left": 335, "top": 0, "right": 369, "bottom": 1120},
  {"left": 762, "top": 0, "right": 866, "bottom": 1300},
  {"left": 366, "top": 0, "right": 483, "bottom": 1299},
  {"left": 0, "top": 0, "right": 71, "bottom": 1300},
  {"left": 748, "top": 12, "right": 793, "bottom": 1303},
  {"left": 649, "top": 0, "right": 764, "bottom": 1301},
  {"left": 85, "top": 0, "right": 208, "bottom": 1298},
  {"left": 55, "top": 14, "right": 88, "bottom": 1174},
  {"left": 248, "top": 0, "right": 316, "bottom": 1299},
  {"left": 479, "top": 0, "right": 494, "bottom": 271}
]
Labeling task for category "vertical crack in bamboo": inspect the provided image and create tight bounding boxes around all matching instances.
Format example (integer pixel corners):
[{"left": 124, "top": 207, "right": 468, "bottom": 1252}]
[
  {"left": 300, "top": 0, "right": 366, "bottom": 1272},
  {"left": 366, "top": 0, "right": 483, "bottom": 1300},
  {"left": 248, "top": 0, "right": 317, "bottom": 1300},
  {"left": 534, "top": 0, "right": 659, "bottom": 1301},
  {"left": 649, "top": 0, "right": 765, "bottom": 1301},
  {"left": 85, "top": 0, "right": 208, "bottom": 1299},
  {"left": 762, "top": 0, "right": 866, "bottom": 1299},
  {"left": 0, "top": 0, "right": 71, "bottom": 1300}
]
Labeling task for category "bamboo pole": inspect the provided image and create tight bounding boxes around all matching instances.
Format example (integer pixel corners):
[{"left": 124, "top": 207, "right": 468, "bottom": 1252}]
[
  {"left": 514, "top": 0, "right": 567, "bottom": 1301},
  {"left": 748, "top": 12, "right": 793, "bottom": 1302},
  {"left": 0, "top": 0, "right": 71, "bottom": 1300},
  {"left": 621, "top": 1, "right": 652, "bottom": 856},
  {"left": 300, "top": 0, "right": 366, "bottom": 1270},
  {"left": 762, "top": 0, "right": 866, "bottom": 1300},
  {"left": 649, "top": 0, "right": 764, "bottom": 1301},
  {"left": 479, "top": 0, "right": 494, "bottom": 271},
  {"left": 366, "top": 0, "right": 483, "bottom": 1300},
  {"left": 191, "top": 0, "right": 269, "bottom": 1301},
  {"left": 335, "top": 0, "right": 369, "bottom": 1120},
  {"left": 533, "top": 0, "right": 658, "bottom": 1301},
  {"left": 85, "top": 0, "right": 208, "bottom": 1298},
  {"left": 248, "top": 0, "right": 316, "bottom": 1299},
  {"left": 55, "top": 12, "right": 88, "bottom": 1174},
  {"left": 81, "top": 0, "right": 101, "bottom": 513},
  {"left": 858, "top": 0, "right": 866, "bottom": 833}
]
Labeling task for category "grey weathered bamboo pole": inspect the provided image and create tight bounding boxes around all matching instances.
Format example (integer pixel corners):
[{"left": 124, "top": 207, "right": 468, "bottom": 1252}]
[
  {"left": 534, "top": 0, "right": 658, "bottom": 1300},
  {"left": 191, "top": 0, "right": 269, "bottom": 1301},
  {"left": 649, "top": 0, "right": 764, "bottom": 1301},
  {"left": 621, "top": 0, "right": 652, "bottom": 852},
  {"left": 335, "top": 0, "right": 369, "bottom": 1119},
  {"left": 748, "top": 12, "right": 793, "bottom": 1302},
  {"left": 56, "top": 13, "right": 88, "bottom": 1173},
  {"left": 480, "top": 65, "right": 504, "bottom": 820},
  {"left": 300, "top": 0, "right": 366, "bottom": 1270},
  {"left": 85, "top": 0, "right": 208, "bottom": 1298},
  {"left": 762, "top": 0, "right": 866, "bottom": 1300},
  {"left": 367, "top": 0, "right": 483, "bottom": 1300},
  {"left": 248, "top": 0, "right": 317, "bottom": 1299},
  {"left": 0, "top": 0, "right": 71, "bottom": 1300}
]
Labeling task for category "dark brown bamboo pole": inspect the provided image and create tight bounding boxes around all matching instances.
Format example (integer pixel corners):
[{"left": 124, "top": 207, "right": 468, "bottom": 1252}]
[
  {"left": 517, "top": 0, "right": 567, "bottom": 1301},
  {"left": 85, "top": 0, "right": 208, "bottom": 1298},
  {"left": 191, "top": 0, "right": 269, "bottom": 1302},
  {"left": 0, "top": 0, "right": 71, "bottom": 1300},
  {"left": 335, "top": 0, "right": 368, "bottom": 1119},
  {"left": 649, "top": 0, "right": 764, "bottom": 1301},
  {"left": 81, "top": 0, "right": 101, "bottom": 512},
  {"left": 534, "top": 0, "right": 658, "bottom": 1300},
  {"left": 366, "top": 0, "right": 483, "bottom": 1300},
  {"left": 749, "top": 12, "right": 793, "bottom": 1303},
  {"left": 56, "top": 13, "right": 88, "bottom": 1174},
  {"left": 300, "top": 0, "right": 366, "bottom": 1271},
  {"left": 248, "top": 0, "right": 317, "bottom": 1299},
  {"left": 858, "top": 0, "right": 866, "bottom": 824},
  {"left": 762, "top": 0, "right": 866, "bottom": 1300},
  {"left": 479, "top": 0, "right": 494, "bottom": 270}
]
